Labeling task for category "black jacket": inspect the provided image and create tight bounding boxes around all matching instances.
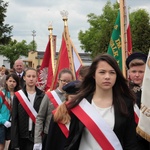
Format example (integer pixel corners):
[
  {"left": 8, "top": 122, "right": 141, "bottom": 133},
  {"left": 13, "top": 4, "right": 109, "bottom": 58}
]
[
  {"left": 15, "top": 71, "right": 25, "bottom": 88},
  {"left": 129, "top": 82, "right": 150, "bottom": 150},
  {"left": 129, "top": 82, "right": 141, "bottom": 108},
  {"left": 45, "top": 116, "right": 67, "bottom": 150},
  {"left": 11, "top": 86, "right": 45, "bottom": 149},
  {"left": 45, "top": 94, "right": 138, "bottom": 150}
]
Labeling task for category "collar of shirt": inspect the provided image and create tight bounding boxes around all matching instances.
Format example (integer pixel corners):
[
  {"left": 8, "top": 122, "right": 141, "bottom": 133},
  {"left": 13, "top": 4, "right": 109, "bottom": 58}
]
[{"left": 16, "top": 72, "right": 23, "bottom": 77}]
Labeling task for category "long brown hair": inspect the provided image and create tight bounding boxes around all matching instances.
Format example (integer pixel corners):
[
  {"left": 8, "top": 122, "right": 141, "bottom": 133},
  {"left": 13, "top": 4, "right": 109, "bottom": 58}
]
[
  {"left": 54, "top": 54, "right": 135, "bottom": 123},
  {"left": 68, "top": 54, "right": 135, "bottom": 115},
  {"left": 5, "top": 73, "right": 21, "bottom": 92}
]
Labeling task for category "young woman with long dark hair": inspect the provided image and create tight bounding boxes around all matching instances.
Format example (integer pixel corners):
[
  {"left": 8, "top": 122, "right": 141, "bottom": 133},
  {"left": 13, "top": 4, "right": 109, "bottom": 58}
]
[{"left": 46, "top": 54, "right": 138, "bottom": 150}]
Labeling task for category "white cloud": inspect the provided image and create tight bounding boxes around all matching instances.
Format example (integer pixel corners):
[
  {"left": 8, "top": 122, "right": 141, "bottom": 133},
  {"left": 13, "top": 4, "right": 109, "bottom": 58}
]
[{"left": 5, "top": 0, "right": 150, "bottom": 53}]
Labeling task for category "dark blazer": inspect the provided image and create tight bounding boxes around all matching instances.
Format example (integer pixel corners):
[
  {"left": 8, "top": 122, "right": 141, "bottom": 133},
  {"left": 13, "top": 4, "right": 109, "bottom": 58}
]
[
  {"left": 11, "top": 86, "right": 45, "bottom": 149},
  {"left": 129, "top": 82, "right": 150, "bottom": 150},
  {"left": 65, "top": 95, "right": 138, "bottom": 150},
  {"left": 45, "top": 94, "right": 138, "bottom": 150},
  {"left": 44, "top": 116, "right": 67, "bottom": 150},
  {"left": 19, "top": 73, "right": 25, "bottom": 88},
  {"left": 15, "top": 71, "right": 25, "bottom": 88},
  {"left": 129, "top": 82, "right": 141, "bottom": 108},
  {"left": 11, "top": 70, "right": 26, "bottom": 88}
]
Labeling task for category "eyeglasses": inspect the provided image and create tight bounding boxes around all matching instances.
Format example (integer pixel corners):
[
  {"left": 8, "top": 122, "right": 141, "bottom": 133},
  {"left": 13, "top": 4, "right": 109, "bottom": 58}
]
[{"left": 59, "top": 79, "right": 71, "bottom": 84}]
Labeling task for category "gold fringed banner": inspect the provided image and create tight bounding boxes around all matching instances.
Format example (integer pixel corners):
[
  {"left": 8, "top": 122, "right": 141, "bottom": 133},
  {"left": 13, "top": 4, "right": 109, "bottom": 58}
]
[{"left": 136, "top": 126, "right": 150, "bottom": 142}]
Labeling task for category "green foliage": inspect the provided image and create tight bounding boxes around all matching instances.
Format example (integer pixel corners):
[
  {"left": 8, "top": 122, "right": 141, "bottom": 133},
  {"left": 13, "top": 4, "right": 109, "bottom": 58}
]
[
  {"left": 28, "top": 40, "right": 37, "bottom": 51},
  {"left": 0, "top": 0, "right": 38, "bottom": 68},
  {"left": 78, "top": 0, "right": 150, "bottom": 57},
  {"left": 0, "top": 39, "right": 30, "bottom": 68},
  {"left": 78, "top": 1, "right": 119, "bottom": 58},
  {"left": 130, "top": 9, "right": 150, "bottom": 55},
  {"left": 0, "top": 0, "right": 13, "bottom": 45}
]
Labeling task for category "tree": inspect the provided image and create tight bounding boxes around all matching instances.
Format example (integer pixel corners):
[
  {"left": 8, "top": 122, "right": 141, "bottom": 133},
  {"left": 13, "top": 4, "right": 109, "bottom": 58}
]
[
  {"left": 0, "top": 0, "right": 13, "bottom": 45},
  {"left": 28, "top": 40, "right": 37, "bottom": 51},
  {"left": 78, "top": 1, "right": 119, "bottom": 58},
  {"left": 130, "top": 9, "right": 150, "bottom": 55},
  {"left": 0, "top": 39, "right": 30, "bottom": 68},
  {"left": 78, "top": 1, "right": 150, "bottom": 57}
]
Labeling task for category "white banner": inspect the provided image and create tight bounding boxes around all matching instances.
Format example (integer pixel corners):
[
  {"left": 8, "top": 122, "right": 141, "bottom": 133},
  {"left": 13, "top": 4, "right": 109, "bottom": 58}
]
[{"left": 137, "top": 50, "right": 150, "bottom": 142}]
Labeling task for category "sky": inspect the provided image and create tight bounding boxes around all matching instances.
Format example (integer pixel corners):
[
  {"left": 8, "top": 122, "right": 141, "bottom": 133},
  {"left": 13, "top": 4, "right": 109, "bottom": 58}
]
[{"left": 5, "top": 0, "right": 150, "bottom": 53}]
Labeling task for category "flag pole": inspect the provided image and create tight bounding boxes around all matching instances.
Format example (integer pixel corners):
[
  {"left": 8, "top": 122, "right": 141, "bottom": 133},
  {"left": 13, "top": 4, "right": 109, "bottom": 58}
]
[
  {"left": 70, "top": 39, "right": 83, "bottom": 65},
  {"left": 61, "top": 10, "right": 76, "bottom": 80},
  {"left": 48, "top": 24, "right": 55, "bottom": 76},
  {"left": 120, "top": 0, "right": 126, "bottom": 78},
  {"left": 124, "top": 0, "right": 128, "bottom": 58}
]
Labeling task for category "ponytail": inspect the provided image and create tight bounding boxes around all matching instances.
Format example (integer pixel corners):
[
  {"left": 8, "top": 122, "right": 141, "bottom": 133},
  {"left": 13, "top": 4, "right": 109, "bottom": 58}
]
[{"left": 54, "top": 101, "right": 71, "bottom": 124}]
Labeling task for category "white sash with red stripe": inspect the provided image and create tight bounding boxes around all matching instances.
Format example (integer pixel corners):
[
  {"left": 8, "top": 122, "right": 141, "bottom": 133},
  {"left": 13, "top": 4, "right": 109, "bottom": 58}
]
[
  {"left": 134, "top": 104, "right": 140, "bottom": 124},
  {"left": 0, "top": 91, "right": 11, "bottom": 110},
  {"left": 71, "top": 98, "right": 123, "bottom": 150},
  {"left": 15, "top": 90, "right": 37, "bottom": 123},
  {"left": 46, "top": 90, "right": 63, "bottom": 107},
  {"left": 46, "top": 90, "right": 69, "bottom": 137}
]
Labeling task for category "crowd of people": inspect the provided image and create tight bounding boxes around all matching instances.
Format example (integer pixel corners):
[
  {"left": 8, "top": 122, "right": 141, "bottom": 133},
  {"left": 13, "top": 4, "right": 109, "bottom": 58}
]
[{"left": 0, "top": 51, "right": 149, "bottom": 150}]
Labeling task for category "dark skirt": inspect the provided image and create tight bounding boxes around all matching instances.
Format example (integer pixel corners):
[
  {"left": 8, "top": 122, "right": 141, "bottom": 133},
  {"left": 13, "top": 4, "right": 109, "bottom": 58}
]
[
  {"left": 0, "top": 125, "right": 5, "bottom": 144},
  {"left": 0, "top": 124, "right": 11, "bottom": 144}
]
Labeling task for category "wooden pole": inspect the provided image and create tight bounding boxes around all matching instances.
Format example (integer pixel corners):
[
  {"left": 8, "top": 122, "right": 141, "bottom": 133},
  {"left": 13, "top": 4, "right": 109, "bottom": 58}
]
[
  {"left": 48, "top": 25, "right": 55, "bottom": 75},
  {"left": 120, "top": 0, "right": 126, "bottom": 78},
  {"left": 62, "top": 11, "right": 76, "bottom": 80}
]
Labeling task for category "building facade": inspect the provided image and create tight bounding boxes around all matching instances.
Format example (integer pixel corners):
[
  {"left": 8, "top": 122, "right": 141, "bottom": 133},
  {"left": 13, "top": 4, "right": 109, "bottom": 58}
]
[
  {"left": 0, "top": 51, "right": 92, "bottom": 69},
  {"left": 23, "top": 51, "right": 92, "bottom": 69}
]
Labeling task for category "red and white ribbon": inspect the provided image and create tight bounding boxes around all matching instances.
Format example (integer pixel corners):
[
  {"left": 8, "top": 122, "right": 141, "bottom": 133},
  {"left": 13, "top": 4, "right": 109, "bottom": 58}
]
[
  {"left": 0, "top": 91, "right": 11, "bottom": 110},
  {"left": 134, "top": 104, "right": 140, "bottom": 124},
  {"left": 46, "top": 90, "right": 63, "bottom": 108},
  {"left": 46, "top": 90, "right": 69, "bottom": 137},
  {"left": 15, "top": 90, "right": 37, "bottom": 123},
  {"left": 71, "top": 98, "right": 123, "bottom": 150}
]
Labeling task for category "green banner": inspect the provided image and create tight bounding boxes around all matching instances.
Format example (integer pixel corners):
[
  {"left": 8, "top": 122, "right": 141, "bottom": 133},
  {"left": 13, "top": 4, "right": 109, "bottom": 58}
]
[{"left": 107, "top": 11, "right": 122, "bottom": 70}]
